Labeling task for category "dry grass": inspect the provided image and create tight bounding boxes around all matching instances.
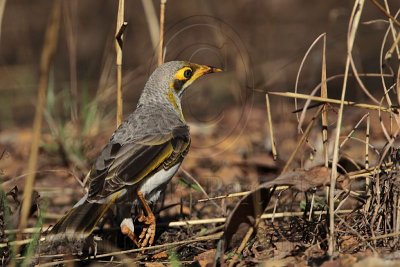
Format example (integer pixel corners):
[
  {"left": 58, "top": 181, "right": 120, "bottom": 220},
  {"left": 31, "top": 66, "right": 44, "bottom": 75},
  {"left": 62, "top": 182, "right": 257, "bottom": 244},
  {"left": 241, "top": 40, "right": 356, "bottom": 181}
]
[{"left": 18, "top": 0, "right": 61, "bottom": 246}]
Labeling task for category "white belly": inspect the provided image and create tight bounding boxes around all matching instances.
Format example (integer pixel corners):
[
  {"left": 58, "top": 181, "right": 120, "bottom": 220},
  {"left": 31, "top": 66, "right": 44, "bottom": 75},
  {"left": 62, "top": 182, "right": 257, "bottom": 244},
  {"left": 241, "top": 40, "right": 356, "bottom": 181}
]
[
  {"left": 138, "top": 163, "right": 180, "bottom": 202},
  {"left": 81, "top": 163, "right": 181, "bottom": 206}
]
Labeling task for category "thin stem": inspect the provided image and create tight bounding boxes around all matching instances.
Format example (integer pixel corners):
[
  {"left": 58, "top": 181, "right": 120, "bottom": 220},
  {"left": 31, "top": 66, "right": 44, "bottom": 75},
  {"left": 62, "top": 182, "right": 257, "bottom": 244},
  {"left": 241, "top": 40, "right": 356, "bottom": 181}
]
[
  {"left": 115, "top": 0, "right": 125, "bottom": 127},
  {"left": 328, "top": 0, "right": 365, "bottom": 256},
  {"left": 158, "top": 0, "right": 167, "bottom": 66},
  {"left": 19, "top": 0, "right": 61, "bottom": 237}
]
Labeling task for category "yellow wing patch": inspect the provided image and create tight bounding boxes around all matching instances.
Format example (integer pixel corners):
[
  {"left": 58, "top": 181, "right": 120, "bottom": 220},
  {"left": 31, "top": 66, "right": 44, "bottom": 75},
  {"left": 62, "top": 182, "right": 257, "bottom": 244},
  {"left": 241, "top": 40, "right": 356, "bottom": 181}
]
[{"left": 129, "top": 142, "right": 174, "bottom": 185}]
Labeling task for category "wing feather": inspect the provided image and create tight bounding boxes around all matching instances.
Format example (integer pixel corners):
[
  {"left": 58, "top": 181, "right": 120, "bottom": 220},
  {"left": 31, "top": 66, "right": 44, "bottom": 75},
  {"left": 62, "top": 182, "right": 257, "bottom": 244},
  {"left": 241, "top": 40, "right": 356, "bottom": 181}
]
[{"left": 87, "top": 125, "right": 190, "bottom": 202}]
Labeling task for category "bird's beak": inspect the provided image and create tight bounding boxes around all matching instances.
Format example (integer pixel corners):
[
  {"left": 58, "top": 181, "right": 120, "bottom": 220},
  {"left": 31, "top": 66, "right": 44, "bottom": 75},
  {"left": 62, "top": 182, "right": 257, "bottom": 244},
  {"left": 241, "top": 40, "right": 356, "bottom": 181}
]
[
  {"left": 199, "top": 65, "right": 223, "bottom": 75},
  {"left": 181, "top": 64, "right": 222, "bottom": 91},
  {"left": 195, "top": 65, "right": 223, "bottom": 78},
  {"left": 208, "top": 66, "right": 223, "bottom": 73}
]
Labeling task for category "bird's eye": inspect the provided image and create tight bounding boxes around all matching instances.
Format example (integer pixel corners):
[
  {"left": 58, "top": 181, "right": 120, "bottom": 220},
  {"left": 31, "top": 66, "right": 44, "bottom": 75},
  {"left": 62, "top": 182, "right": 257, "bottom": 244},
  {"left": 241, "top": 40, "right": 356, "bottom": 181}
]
[{"left": 184, "top": 69, "right": 193, "bottom": 79}]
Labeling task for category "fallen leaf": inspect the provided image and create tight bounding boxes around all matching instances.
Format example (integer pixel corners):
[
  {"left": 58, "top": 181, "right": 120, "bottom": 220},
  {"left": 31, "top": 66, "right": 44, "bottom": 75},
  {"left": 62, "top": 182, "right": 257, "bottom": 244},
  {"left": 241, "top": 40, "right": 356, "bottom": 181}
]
[
  {"left": 220, "top": 185, "right": 275, "bottom": 252},
  {"left": 339, "top": 254, "right": 357, "bottom": 267},
  {"left": 339, "top": 235, "right": 358, "bottom": 251},
  {"left": 152, "top": 251, "right": 168, "bottom": 259},
  {"left": 219, "top": 166, "right": 335, "bottom": 261},
  {"left": 262, "top": 166, "right": 331, "bottom": 192},
  {"left": 353, "top": 257, "right": 400, "bottom": 267},
  {"left": 320, "top": 260, "right": 341, "bottom": 267},
  {"left": 145, "top": 263, "right": 166, "bottom": 267},
  {"left": 272, "top": 241, "right": 297, "bottom": 260},
  {"left": 194, "top": 249, "right": 215, "bottom": 267},
  {"left": 260, "top": 256, "right": 298, "bottom": 267}
]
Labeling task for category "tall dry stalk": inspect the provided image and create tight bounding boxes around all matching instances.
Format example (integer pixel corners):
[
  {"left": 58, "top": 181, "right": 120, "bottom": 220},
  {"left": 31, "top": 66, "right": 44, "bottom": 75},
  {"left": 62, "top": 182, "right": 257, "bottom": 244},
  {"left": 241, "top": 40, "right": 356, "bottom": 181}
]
[
  {"left": 18, "top": 0, "right": 61, "bottom": 244},
  {"left": 0, "top": 0, "right": 6, "bottom": 41},
  {"left": 328, "top": 0, "right": 364, "bottom": 256},
  {"left": 20, "top": 0, "right": 61, "bottom": 229},
  {"left": 141, "top": 0, "right": 159, "bottom": 51},
  {"left": 265, "top": 94, "right": 277, "bottom": 160},
  {"left": 321, "top": 35, "right": 330, "bottom": 207},
  {"left": 321, "top": 35, "right": 328, "bottom": 168},
  {"left": 269, "top": 92, "right": 392, "bottom": 112},
  {"left": 158, "top": 0, "right": 167, "bottom": 66},
  {"left": 115, "top": 0, "right": 125, "bottom": 127},
  {"left": 63, "top": 0, "right": 79, "bottom": 123}
]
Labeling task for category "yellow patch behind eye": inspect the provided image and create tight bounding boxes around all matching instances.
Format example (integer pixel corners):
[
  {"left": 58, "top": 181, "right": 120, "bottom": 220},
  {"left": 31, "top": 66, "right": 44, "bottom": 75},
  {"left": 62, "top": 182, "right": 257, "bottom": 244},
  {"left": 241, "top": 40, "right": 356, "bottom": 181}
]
[{"left": 174, "top": 67, "right": 192, "bottom": 81}]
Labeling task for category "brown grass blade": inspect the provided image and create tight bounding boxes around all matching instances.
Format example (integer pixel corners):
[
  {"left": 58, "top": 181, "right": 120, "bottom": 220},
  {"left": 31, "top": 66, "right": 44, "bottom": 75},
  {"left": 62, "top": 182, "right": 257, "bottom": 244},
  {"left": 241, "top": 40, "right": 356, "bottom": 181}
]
[
  {"left": 321, "top": 35, "right": 329, "bottom": 168},
  {"left": 141, "top": 0, "right": 159, "bottom": 51},
  {"left": 265, "top": 94, "right": 278, "bottom": 160},
  {"left": 294, "top": 33, "right": 326, "bottom": 124},
  {"left": 328, "top": 0, "right": 365, "bottom": 255},
  {"left": 269, "top": 92, "right": 392, "bottom": 112},
  {"left": 158, "top": 0, "right": 167, "bottom": 66},
  {"left": 370, "top": 0, "right": 400, "bottom": 27},
  {"left": 19, "top": 0, "right": 61, "bottom": 235}
]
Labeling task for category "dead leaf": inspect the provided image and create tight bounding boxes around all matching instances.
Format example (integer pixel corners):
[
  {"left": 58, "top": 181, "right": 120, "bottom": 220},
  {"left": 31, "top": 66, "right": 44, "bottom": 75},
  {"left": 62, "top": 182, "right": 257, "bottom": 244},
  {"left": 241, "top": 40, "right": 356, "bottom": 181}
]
[
  {"left": 262, "top": 166, "right": 331, "bottom": 192},
  {"left": 220, "top": 185, "right": 275, "bottom": 252},
  {"left": 353, "top": 257, "right": 400, "bottom": 267},
  {"left": 339, "top": 235, "right": 358, "bottom": 251},
  {"left": 152, "top": 251, "right": 168, "bottom": 259},
  {"left": 339, "top": 254, "right": 357, "bottom": 267},
  {"left": 320, "top": 260, "right": 341, "bottom": 267},
  {"left": 145, "top": 263, "right": 166, "bottom": 267},
  {"left": 303, "top": 244, "right": 325, "bottom": 259},
  {"left": 219, "top": 166, "right": 334, "bottom": 260},
  {"left": 194, "top": 249, "right": 215, "bottom": 267},
  {"left": 272, "top": 241, "right": 297, "bottom": 260},
  {"left": 260, "top": 256, "right": 298, "bottom": 267},
  {"left": 337, "top": 174, "right": 350, "bottom": 190}
]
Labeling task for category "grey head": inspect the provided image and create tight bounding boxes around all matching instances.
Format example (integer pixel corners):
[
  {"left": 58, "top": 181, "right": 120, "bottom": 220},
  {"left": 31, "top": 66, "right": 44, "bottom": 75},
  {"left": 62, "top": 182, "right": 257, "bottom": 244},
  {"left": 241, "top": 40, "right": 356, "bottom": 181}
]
[
  {"left": 138, "top": 61, "right": 222, "bottom": 116},
  {"left": 111, "top": 61, "right": 221, "bottom": 143}
]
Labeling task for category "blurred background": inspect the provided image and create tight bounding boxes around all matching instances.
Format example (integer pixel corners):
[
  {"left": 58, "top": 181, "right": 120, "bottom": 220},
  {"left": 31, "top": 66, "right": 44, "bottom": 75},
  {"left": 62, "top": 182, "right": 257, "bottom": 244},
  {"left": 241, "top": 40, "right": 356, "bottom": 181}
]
[
  {"left": 0, "top": 0, "right": 399, "bottom": 222},
  {"left": 1, "top": 0, "right": 398, "bottom": 129}
]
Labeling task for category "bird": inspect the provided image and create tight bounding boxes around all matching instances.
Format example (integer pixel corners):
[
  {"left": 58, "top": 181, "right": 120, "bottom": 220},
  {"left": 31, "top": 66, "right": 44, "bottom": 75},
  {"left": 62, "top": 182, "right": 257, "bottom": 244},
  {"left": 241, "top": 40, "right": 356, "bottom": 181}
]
[{"left": 47, "top": 61, "right": 222, "bottom": 248}]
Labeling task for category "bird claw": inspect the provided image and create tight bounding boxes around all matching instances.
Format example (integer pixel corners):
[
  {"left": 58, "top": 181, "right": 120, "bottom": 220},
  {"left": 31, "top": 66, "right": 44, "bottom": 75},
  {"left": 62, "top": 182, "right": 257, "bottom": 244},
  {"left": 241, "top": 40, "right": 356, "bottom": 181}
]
[
  {"left": 120, "top": 214, "right": 156, "bottom": 248},
  {"left": 137, "top": 213, "right": 156, "bottom": 247},
  {"left": 121, "top": 191, "right": 157, "bottom": 248}
]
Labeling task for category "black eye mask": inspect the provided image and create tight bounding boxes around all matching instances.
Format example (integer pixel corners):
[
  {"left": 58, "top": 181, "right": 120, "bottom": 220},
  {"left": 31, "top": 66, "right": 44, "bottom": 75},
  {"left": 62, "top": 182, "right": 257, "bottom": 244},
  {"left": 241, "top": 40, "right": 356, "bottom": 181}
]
[{"left": 173, "top": 79, "right": 186, "bottom": 91}]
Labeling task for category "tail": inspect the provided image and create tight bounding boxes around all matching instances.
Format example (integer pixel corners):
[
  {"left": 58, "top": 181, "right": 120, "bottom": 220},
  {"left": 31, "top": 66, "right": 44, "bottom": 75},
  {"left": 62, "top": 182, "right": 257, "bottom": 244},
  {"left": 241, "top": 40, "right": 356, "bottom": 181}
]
[{"left": 46, "top": 196, "right": 113, "bottom": 241}]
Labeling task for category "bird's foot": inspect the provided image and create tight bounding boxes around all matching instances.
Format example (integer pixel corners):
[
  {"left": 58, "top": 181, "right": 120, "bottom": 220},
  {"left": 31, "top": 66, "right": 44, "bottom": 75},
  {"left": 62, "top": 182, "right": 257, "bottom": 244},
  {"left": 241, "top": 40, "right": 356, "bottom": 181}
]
[
  {"left": 136, "top": 191, "right": 156, "bottom": 247},
  {"left": 121, "top": 190, "right": 157, "bottom": 248},
  {"left": 137, "top": 212, "right": 156, "bottom": 247}
]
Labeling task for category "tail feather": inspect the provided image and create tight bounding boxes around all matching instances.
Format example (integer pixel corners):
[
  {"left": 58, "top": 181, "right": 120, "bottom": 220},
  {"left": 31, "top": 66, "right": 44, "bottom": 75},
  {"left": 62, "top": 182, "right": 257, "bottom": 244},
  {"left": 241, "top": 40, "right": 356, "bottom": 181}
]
[{"left": 47, "top": 199, "right": 113, "bottom": 241}]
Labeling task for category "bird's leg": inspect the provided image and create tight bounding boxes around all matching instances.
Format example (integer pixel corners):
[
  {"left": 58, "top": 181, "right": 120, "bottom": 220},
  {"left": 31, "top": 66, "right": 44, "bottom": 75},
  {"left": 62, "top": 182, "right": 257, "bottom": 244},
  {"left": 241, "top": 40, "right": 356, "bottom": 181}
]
[{"left": 136, "top": 191, "right": 156, "bottom": 247}]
